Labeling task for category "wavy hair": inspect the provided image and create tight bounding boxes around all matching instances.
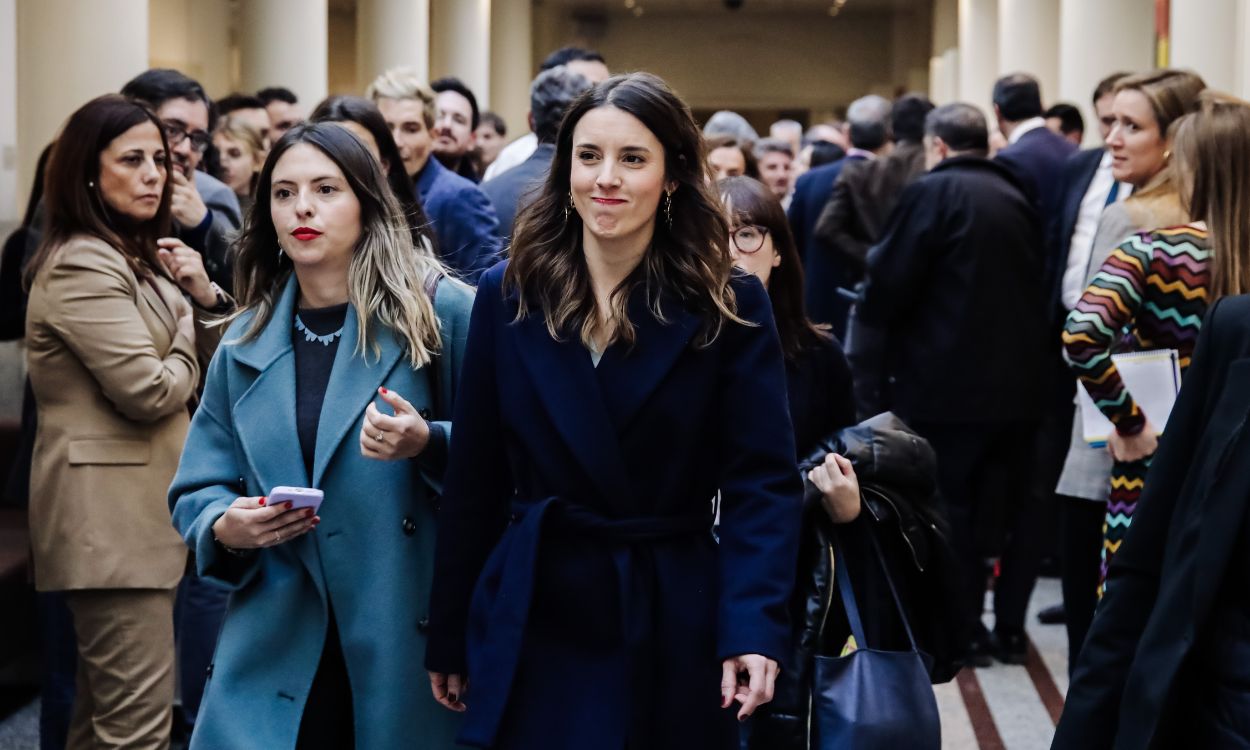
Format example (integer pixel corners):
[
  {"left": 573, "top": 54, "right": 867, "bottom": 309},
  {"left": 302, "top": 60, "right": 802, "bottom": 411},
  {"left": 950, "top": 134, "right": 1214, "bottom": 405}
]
[
  {"left": 226, "top": 123, "right": 448, "bottom": 367},
  {"left": 505, "top": 72, "right": 742, "bottom": 349},
  {"left": 25, "top": 94, "right": 173, "bottom": 287}
]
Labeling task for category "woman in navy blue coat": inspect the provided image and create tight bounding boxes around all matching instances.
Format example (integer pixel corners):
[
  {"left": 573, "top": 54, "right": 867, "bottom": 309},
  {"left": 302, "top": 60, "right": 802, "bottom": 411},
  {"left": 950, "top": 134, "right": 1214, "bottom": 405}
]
[
  {"left": 425, "top": 73, "right": 804, "bottom": 749},
  {"left": 169, "top": 124, "right": 471, "bottom": 748}
]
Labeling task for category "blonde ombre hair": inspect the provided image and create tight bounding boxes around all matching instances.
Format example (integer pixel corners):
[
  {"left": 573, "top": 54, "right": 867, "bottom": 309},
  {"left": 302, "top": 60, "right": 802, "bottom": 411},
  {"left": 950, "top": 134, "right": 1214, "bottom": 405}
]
[
  {"left": 228, "top": 123, "right": 448, "bottom": 368},
  {"left": 1173, "top": 91, "right": 1250, "bottom": 300},
  {"left": 365, "top": 67, "right": 437, "bottom": 129}
]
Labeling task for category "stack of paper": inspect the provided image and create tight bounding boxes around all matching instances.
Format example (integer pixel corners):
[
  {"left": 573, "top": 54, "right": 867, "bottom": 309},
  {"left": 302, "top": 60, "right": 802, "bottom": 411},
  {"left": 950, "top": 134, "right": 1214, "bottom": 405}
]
[{"left": 1078, "top": 349, "right": 1181, "bottom": 447}]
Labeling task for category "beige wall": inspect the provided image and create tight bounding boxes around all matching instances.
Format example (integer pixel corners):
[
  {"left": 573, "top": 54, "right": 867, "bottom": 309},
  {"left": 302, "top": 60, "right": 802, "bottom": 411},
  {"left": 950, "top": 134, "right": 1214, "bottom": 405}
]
[
  {"left": 149, "top": 0, "right": 234, "bottom": 98},
  {"left": 329, "top": 6, "right": 359, "bottom": 96},
  {"left": 533, "top": 8, "right": 924, "bottom": 120}
]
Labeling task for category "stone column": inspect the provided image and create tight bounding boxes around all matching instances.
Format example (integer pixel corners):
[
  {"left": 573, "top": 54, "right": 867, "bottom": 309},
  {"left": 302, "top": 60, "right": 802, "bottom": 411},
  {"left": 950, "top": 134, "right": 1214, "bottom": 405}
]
[
  {"left": 998, "top": 0, "right": 1059, "bottom": 104},
  {"left": 430, "top": 0, "right": 491, "bottom": 103},
  {"left": 238, "top": 0, "right": 328, "bottom": 108},
  {"left": 357, "top": 0, "right": 430, "bottom": 90},
  {"left": 16, "top": 0, "right": 149, "bottom": 211},
  {"left": 489, "top": 0, "right": 532, "bottom": 136},
  {"left": 1171, "top": 0, "right": 1236, "bottom": 93},
  {"left": 1058, "top": 0, "right": 1153, "bottom": 145},
  {"left": 958, "top": 0, "right": 998, "bottom": 119}
]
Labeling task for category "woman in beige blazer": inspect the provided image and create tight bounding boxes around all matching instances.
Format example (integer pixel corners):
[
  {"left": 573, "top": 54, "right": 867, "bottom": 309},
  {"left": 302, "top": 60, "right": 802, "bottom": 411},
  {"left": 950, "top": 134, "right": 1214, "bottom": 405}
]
[{"left": 23, "top": 94, "right": 227, "bottom": 750}]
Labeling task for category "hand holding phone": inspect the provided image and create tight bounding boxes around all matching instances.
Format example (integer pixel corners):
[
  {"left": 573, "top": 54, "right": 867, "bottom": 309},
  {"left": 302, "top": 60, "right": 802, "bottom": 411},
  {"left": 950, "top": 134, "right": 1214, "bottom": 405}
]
[{"left": 268, "top": 486, "right": 324, "bottom": 514}]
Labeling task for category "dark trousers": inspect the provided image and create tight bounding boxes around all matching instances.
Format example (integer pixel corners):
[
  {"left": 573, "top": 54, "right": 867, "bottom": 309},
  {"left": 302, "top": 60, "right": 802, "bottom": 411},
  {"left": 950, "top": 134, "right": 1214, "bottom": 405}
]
[
  {"left": 1060, "top": 495, "right": 1105, "bottom": 671},
  {"left": 174, "top": 573, "right": 230, "bottom": 730},
  {"left": 37, "top": 592, "right": 76, "bottom": 750},
  {"left": 911, "top": 420, "right": 1039, "bottom": 640}
]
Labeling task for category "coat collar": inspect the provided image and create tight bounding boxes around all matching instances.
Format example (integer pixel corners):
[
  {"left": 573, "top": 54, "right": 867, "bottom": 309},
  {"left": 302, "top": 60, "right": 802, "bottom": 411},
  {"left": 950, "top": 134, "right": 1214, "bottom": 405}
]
[{"left": 510, "top": 282, "right": 700, "bottom": 513}]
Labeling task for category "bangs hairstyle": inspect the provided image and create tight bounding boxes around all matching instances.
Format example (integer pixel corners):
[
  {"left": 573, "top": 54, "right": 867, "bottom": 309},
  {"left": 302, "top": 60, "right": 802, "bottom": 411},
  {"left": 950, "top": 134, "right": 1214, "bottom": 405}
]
[
  {"left": 506, "top": 72, "right": 742, "bottom": 349},
  {"left": 718, "top": 176, "right": 829, "bottom": 360},
  {"left": 1173, "top": 91, "right": 1250, "bottom": 300},
  {"left": 226, "top": 122, "right": 448, "bottom": 368},
  {"left": 25, "top": 94, "right": 173, "bottom": 287}
]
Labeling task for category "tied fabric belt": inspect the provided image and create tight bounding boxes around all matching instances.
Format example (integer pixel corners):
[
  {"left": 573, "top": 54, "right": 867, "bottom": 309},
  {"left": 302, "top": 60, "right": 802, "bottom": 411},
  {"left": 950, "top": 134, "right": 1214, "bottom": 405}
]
[{"left": 460, "top": 496, "right": 712, "bottom": 747}]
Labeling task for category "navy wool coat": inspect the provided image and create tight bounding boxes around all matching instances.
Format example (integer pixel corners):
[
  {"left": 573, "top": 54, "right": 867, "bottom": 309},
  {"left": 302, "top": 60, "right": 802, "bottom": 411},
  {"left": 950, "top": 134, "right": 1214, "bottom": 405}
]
[
  {"left": 169, "top": 275, "right": 472, "bottom": 749},
  {"left": 425, "top": 262, "right": 803, "bottom": 749}
]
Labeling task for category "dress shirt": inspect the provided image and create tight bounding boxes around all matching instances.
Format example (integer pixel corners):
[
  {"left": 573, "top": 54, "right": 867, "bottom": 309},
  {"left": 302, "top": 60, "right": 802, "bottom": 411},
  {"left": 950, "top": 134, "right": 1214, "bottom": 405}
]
[
  {"left": 1007, "top": 117, "right": 1048, "bottom": 145},
  {"left": 1061, "top": 151, "right": 1131, "bottom": 309}
]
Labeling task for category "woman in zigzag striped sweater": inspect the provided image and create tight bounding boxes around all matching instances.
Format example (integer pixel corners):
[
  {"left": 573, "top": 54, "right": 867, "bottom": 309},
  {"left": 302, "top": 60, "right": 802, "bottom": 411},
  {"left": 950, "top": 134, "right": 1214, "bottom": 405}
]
[{"left": 1063, "top": 223, "right": 1209, "bottom": 592}]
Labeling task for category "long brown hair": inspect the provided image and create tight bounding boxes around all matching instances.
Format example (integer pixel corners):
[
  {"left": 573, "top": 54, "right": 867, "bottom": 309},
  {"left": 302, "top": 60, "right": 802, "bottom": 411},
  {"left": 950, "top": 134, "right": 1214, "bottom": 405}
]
[
  {"left": 505, "top": 72, "right": 742, "bottom": 349},
  {"left": 226, "top": 123, "right": 448, "bottom": 368},
  {"left": 718, "top": 176, "right": 829, "bottom": 361},
  {"left": 1173, "top": 91, "right": 1250, "bottom": 300},
  {"left": 24, "top": 94, "right": 173, "bottom": 287}
]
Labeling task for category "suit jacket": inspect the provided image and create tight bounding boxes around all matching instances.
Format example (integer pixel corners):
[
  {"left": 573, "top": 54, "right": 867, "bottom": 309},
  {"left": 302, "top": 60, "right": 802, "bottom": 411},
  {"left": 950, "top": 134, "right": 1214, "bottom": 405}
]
[
  {"left": 169, "top": 274, "right": 473, "bottom": 749},
  {"left": 186, "top": 170, "right": 243, "bottom": 294},
  {"left": 850, "top": 156, "right": 1048, "bottom": 424},
  {"left": 813, "top": 141, "right": 927, "bottom": 269},
  {"left": 995, "top": 126, "right": 1078, "bottom": 296},
  {"left": 1053, "top": 294, "right": 1250, "bottom": 749},
  {"left": 25, "top": 236, "right": 200, "bottom": 590},
  {"left": 790, "top": 155, "right": 868, "bottom": 334},
  {"left": 415, "top": 156, "right": 502, "bottom": 284},
  {"left": 425, "top": 263, "right": 803, "bottom": 749},
  {"left": 482, "top": 142, "right": 555, "bottom": 244}
]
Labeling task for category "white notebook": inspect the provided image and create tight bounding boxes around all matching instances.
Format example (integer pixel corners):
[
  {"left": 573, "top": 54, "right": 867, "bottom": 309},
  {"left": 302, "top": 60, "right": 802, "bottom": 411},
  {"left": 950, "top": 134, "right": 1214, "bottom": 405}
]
[{"left": 1078, "top": 349, "right": 1182, "bottom": 447}]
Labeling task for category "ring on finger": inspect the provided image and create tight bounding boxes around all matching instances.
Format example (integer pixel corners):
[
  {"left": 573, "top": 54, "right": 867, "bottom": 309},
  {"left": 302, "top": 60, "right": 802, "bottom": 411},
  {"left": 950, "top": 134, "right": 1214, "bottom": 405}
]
[
  {"left": 375, "top": 431, "right": 385, "bottom": 443},
  {"left": 274, "top": 531, "right": 281, "bottom": 545}
]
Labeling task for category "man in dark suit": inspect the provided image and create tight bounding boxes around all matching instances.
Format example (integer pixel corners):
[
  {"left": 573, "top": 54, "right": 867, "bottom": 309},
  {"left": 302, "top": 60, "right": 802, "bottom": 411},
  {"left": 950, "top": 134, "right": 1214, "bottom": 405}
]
[
  {"left": 793, "top": 94, "right": 892, "bottom": 337},
  {"left": 1044, "top": 72, "right": 1132, "bottom": 661},
  {"left": 482, "top": 65, "right": 591, "bottom": 243},
  {"left": 850, "top": 103, "right": 1049, "bottom": 667},
  {"left": 813, "top": 94, "right": 934, "bottom": 275}
]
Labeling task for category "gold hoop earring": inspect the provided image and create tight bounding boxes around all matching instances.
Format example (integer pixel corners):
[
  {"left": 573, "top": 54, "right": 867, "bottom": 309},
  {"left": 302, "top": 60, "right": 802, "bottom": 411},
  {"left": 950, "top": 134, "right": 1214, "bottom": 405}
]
[{"left": 663, "top": 191, "right": 673, "bottom": 229}]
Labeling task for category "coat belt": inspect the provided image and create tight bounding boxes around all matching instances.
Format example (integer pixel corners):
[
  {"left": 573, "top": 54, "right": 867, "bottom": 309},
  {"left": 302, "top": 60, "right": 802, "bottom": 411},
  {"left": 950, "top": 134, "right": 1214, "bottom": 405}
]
[{"left": 459, "top": 496, "right": 712, "bottom": 747}]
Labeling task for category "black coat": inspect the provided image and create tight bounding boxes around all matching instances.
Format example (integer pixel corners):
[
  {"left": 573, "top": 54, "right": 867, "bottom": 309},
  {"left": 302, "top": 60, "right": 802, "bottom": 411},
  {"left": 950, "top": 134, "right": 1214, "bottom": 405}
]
[
  {"left": 1051, "top": 147, "right": 1105, "bottom": 318},
  {"left": 749, "top": 413, "right": 961, "bottom": 750},
  {"left": 995, "top": 127, "right": 1078, "bottom": 299},
  {"left": 849, "top": 156, "right": 1049, "bottom": 424},
  {"left": 791, "top": 156, "right": 868, "bottom": 336},
  {"left": 786, "top": 337, "right": 855, "bottom": 458},
  {"left": 1053, "top": 294, "right": 1250, "bottom": 749}
]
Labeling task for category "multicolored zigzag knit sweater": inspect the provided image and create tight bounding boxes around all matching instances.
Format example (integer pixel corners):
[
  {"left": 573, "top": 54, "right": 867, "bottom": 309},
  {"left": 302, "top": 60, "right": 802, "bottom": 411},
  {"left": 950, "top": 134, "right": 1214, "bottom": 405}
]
[{"left": 1063, "top": 224, "right": 1212, "bottom": 436}]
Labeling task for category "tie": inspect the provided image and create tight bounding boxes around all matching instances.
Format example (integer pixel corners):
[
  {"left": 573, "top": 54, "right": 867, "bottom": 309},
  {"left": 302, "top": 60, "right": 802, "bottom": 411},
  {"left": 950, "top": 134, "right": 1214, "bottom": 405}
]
[{"left": 1104, "top": 181, "right": 1121, "bottom": 207}]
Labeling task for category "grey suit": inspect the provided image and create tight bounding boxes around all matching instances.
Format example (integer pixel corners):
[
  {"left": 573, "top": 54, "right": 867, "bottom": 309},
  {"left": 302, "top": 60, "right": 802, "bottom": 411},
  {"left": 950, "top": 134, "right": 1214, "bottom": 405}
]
[{"left": 481, "top": 142, "right": 556, "bottom": 244}]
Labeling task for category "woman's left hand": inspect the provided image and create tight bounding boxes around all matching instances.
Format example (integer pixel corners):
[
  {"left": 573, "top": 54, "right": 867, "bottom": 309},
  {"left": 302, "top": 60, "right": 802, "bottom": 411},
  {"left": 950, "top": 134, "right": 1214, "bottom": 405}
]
[
  {"left": 360, "top": 387, "right": 430, "bottom": 460},
  {"left": 721, "top": 654, "right": 779, "bottom": 720},
  {"left": 808, "top": 453, "right": 862, "bottom": 523},
  {"left": 157, "top": 237, "right": 217, "bottom": 308}
]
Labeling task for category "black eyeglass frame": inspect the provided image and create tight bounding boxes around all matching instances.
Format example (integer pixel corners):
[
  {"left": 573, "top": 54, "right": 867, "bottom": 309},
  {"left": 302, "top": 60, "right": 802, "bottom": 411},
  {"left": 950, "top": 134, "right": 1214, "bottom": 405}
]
[{"left": 161, "top": 119, "right": 212, "bottom": 154}]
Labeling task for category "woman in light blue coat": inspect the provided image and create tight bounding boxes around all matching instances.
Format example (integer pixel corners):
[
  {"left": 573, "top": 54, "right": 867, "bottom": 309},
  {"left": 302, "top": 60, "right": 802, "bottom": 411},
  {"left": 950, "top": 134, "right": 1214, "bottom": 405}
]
[{"left": 169, "top": 123, "right": 471, "bottom": 748}]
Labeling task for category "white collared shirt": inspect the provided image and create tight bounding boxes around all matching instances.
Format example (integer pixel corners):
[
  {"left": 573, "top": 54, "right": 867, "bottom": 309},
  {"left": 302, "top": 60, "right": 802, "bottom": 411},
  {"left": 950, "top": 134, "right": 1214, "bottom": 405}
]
[
  {"left": 1007, "top": 116, "right": 1047, "bottom": 145},
  {"left": 1061, "top": 151, "right": 1131, "bottom": 309}
]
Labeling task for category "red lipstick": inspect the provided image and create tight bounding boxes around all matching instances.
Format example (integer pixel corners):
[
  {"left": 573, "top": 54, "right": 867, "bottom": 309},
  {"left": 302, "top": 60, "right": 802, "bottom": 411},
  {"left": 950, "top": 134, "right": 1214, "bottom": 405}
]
[
  {"left": 292, "top": 227, "right": 322, "bottom": 241},
  {"left": 592, "top": 197, "right": 626, "bottom": 205}
]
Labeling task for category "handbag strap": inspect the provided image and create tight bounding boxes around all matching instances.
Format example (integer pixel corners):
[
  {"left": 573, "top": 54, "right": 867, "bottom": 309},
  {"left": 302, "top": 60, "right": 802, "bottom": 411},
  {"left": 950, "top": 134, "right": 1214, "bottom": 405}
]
[{"left": 832, "top": 528, "right": 921, "bottom": 651}]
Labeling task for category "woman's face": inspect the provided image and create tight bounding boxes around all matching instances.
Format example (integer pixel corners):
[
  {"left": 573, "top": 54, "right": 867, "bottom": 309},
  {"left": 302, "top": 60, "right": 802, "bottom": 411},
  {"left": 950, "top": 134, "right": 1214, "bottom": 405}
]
[
  {"left": 270, "top": 143, "right": 362, "bottom": 276},
  {"left": 213, "top": 132, "right": 259, "bottom": 197},
  {"left": 708, "top": 146, "right": 746, "bottom": 181},
  {"left": 98, "top": 120, "right": 167, "bottom": 222},
  {"left": 570, "top": 105, "right": 674, "bottom": 247},
  {"left": 1107, "top": 89, "right": 1168, "bottom": 187},
  {"left": 727, "top": 213, "right": 780, "bottom": 287}
]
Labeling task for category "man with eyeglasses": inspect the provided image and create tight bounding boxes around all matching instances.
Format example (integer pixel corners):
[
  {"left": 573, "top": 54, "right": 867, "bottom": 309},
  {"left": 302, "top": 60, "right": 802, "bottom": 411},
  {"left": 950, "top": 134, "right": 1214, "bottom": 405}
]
[{"left": 121, "top": 69, "right": 243, "bottom": 294}]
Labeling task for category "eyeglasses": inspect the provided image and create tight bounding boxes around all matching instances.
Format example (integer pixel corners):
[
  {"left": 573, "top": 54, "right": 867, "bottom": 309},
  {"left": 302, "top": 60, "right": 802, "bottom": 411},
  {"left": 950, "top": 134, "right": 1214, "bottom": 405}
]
[
  {"left": 730, "top": 224, "right": 770, "bottom": 254},
  {"left": 162, "top": 120, "right": 211, "bottom": 153}
]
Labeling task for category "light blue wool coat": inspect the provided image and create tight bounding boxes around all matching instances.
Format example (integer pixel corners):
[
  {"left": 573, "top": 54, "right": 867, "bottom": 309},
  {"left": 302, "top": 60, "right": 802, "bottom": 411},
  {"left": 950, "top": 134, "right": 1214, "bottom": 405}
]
[{"left": 169, "top": 275, "right": 472, "bottom": 749}]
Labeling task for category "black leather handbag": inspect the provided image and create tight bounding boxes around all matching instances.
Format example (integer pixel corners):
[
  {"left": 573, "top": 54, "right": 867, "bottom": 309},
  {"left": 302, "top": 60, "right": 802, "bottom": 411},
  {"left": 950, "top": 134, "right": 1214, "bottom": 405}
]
[{"left": 810, "top": 536, "right": 941, "bottom": 749}]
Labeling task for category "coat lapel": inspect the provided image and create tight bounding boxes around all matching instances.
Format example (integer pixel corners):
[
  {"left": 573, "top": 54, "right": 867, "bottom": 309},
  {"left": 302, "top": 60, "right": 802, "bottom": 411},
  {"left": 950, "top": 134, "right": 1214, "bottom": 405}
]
[
  {"left": 512, "top": 312, "right": 633, "bottom": 509},
  {"left": 595, "top": 286, "right": 700, "bottom": 434},
  {"left": 230, "top": 277, "right": 309, "bottom": 492},
  {"left": 137, "top": 273, "right": 178, "bottom": 336},
  {"left": 311, "top": 303, "right": 404, "bottom": 487}
]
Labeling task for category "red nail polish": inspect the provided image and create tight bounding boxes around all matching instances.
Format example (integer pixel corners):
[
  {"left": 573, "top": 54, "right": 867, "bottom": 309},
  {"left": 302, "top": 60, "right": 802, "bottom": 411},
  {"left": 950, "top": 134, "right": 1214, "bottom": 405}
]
[
  {"left": 285, "top": 502, "right": 293, "bottom": 509},
  {"left": 380, "top": 387, "right": 388, "bottom": 394},
  {"left": 305, "top": 508, "right": 314, "bottom": 517},
  {"left": 311, "top": 517, "right": 320, "bottom": 525},
  {"left": 258, "top": 497, "right": 266, "bottom": 506}
]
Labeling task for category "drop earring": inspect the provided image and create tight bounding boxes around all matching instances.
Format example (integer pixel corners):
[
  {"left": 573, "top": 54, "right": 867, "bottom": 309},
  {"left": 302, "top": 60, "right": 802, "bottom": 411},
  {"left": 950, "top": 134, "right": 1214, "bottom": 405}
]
[
  {"left": 663, "top": 191, "right": 673, "bottom": 229},
  {"left": 87, "top": 181, "right": 95, "bottom": 188},
  {"left": 565, "top": 192, "right": 574, "bottom": 222}
]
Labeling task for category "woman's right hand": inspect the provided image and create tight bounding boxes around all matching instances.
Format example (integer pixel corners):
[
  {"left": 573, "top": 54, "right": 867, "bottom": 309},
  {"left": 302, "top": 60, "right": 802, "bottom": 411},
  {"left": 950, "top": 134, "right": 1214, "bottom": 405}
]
[
  {"left": 428, "top": 672, "right": 468, "bottom": 712},
  {"left": 211, "top": 496, "right": 319, "bottom": 549},
  {"left": 1107, "top": 420, "right": 1158, "bottom": 463},
  {"left": 808, "top": 453, "right": 862, "bottom": 523}
]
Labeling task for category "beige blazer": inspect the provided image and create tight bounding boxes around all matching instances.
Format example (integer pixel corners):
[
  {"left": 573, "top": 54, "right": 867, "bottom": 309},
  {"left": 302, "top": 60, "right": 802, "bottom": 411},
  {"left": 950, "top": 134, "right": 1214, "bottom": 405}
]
[{"left": 25, "top": 235, "right": 199, "bottom": 591}]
